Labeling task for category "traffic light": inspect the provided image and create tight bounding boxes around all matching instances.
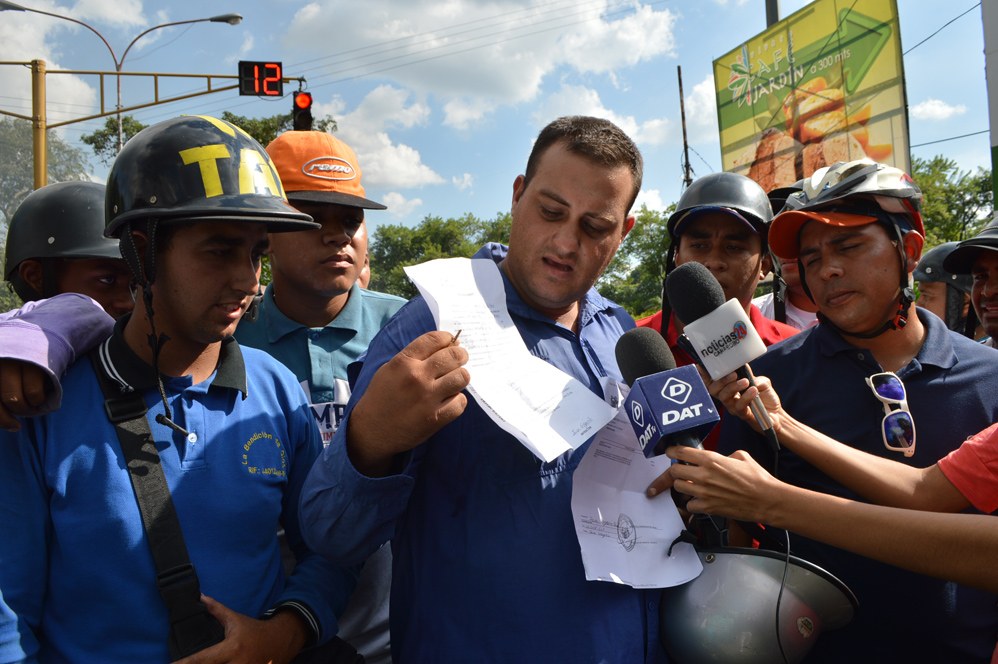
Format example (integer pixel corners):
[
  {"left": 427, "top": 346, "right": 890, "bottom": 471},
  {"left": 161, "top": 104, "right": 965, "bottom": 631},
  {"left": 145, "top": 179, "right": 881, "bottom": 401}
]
[{"left": 293, "top": 92, "right": 313, "bottom": 131}]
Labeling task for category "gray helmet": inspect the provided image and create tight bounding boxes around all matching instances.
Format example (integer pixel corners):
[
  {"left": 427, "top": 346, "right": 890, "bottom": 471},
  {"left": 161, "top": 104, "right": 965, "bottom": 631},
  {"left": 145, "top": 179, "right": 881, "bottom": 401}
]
[
  {"left": 942, "top": 216, "right": 998, "bottom": 275},
  {"left": 915, "top": 242, "right": 973, "bottom": 295},
  {"left": 660, "top": 548, "right": 858, "bottom": 664},
  {"left": 4, "top": 181, "right": 120, "bottom": 301},
  {"left": 667, "top": 171, "right": 774, "bottom": 239},
  {"left": 665, "top": 172, "right": 774, "bottom": 275}
]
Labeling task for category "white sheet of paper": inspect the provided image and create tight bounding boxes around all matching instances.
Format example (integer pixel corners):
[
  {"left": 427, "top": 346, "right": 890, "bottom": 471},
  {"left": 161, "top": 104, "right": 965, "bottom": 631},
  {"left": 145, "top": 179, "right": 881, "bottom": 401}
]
[
  {"left": 404, "top": 257, "right": 617, "bottom": 462},
  {"left": 571, "top": 408, "right": 703, "bottom": 588}
]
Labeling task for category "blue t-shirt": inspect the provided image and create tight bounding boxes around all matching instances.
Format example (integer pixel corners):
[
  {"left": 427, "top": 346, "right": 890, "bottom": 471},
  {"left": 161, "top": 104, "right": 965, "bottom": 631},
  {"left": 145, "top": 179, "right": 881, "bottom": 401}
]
[
  {"left": 298, "top": 244, "right": 664, "bottom": 664},
  {"left": 0, "top": 319, "right": 353, "bottom": 664},
  {"left": 718, "top": 310, "right": 998, "bottom": 663}
]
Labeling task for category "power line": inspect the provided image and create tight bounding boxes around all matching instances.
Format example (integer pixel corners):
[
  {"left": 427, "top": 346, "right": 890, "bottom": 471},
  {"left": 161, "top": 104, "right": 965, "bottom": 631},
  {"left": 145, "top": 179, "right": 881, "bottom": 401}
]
[
  {"left": 904, "top": 2, "right": 981, "bottom": 56},
  {"left": 128, "top": 0, "right": 668, "bottom": 124},
  {"left": 910, "top": 129, "right": 988, "bottom": 148}
]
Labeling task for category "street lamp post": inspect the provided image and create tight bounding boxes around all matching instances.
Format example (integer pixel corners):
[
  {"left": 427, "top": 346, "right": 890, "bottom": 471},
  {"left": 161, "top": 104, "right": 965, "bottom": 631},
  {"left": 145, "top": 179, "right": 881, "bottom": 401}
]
[{"left": 0, "top": 2, "right": 241, "bottom": 152}]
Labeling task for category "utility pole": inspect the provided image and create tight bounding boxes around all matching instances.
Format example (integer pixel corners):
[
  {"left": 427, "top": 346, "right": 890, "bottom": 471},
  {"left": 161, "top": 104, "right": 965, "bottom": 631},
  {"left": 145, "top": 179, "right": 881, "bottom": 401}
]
[
  {"left": 677, "top": 65, "right": 693, "bottom": 188},
  {"left": 766, "top": 0, "right": 780, "bottom": 27},
  {"left": 31, "top": 59, "right": 45, "bottom": 190}
]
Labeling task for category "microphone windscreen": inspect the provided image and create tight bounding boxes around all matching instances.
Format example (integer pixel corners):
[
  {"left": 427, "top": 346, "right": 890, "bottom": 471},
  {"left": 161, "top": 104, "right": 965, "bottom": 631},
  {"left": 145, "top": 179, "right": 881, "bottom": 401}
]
[
  {"left": 615, "top": 327, "right": 678, "bottom": 387},
  {"left": 666, "top": 262, "right": 726, "bottom": 324}
]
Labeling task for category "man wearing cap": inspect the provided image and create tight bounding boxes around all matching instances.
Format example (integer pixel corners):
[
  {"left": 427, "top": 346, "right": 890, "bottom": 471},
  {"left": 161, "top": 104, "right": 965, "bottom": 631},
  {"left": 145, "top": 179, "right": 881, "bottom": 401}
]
[
  {"left": 235, "top": 130, "right": 405, "bottom": 664},
  {"left": 298, "top": 116, "right": 663, "bottom": 663},
  {"left": 717, "top": 159, "right": 998, "bottom": 663},
  {"left": 943, "top": 220, "right": 998, "bottom": 348},
  {"left": 636, "top": 172, "right": 798, "bottom": 450},
  {"left": 0, "top": 116, "right": 353, "bottom": 663},
  {"left": 913, "top": 241, "right": 980, "bottom": 338}
]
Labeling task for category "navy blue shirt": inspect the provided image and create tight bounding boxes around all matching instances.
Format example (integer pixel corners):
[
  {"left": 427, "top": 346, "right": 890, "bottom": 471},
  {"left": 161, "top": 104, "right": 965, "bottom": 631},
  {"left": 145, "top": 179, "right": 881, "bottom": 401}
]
[
  {"left": 299, "top": 244, "right": 666, "bottom": 664},
  {"left": 718, "top": 310, "right": 998, "bottom": 663}
]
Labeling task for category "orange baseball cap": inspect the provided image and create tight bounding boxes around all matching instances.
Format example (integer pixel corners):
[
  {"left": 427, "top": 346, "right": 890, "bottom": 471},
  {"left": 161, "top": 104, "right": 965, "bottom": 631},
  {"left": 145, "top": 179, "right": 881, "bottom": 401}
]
[
  {"left": 769, "top": 208, "right": 880, "bottom": 259},
  {"left": 266, "top": 131, "right": 386, "bottom": 210}
]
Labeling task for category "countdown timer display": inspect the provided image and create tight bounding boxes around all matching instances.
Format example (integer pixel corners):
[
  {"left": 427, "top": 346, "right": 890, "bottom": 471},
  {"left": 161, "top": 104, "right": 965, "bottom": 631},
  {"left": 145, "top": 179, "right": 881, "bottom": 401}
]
[{"left": 238, "top": 61, "right": 283, "bottom": 97}]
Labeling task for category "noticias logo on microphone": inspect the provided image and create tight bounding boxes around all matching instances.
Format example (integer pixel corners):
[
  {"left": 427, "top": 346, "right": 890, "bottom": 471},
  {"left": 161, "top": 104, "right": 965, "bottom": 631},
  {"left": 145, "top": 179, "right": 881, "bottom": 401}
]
[{"left": 699, "top": 321, "right": 748, "bottom": 359}]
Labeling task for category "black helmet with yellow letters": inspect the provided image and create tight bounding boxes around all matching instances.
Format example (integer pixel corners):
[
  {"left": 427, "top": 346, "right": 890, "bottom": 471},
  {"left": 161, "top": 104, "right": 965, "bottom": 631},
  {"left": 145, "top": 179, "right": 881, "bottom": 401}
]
[{"left": 105, "top": 114, "right": 317, "bottom": 238}]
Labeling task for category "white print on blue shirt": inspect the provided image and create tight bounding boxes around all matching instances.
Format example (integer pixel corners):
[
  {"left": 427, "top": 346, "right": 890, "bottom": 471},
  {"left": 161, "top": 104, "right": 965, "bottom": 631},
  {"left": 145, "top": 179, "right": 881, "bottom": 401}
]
[{"left": 302, "top": 378, "right": 352, "bottom": 446}]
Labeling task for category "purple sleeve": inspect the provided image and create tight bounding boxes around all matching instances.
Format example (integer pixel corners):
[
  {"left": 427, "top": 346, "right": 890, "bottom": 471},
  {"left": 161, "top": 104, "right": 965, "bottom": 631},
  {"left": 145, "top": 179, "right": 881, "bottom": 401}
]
[{"left": 0, "top": 294, "right": 114, "bottom": 415}]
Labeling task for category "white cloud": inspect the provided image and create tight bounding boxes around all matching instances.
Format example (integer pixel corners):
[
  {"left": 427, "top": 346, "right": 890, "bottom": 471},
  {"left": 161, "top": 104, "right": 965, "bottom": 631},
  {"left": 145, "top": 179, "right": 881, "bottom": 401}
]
[
  {"left": 382, "top": 191, "right": 423, "bottom": 218},
  {"left": 911, "top": 98, "right": 967, "bottom": 121},
  {"left": 684, "top": 74, "right": 719, "bottom": 143},
  {"left": 226, "top": 33, "right": 254, "bottom": 65},
  {"left": 452, "top": 173, "right": 473, "bottom": 190},
  {"left": 533, "top": 83, "right": 672, "bottom": 146},
  {"left": 315, "top": 86, "right": 444, "bottom": 189},
  {"left": 282, "top": 1, "right": 678, "bottom": 124},
  {"left": 632, "top": 189, "right": 664, "bottom": 214},
  {"left": 72, "top": 0, "right": 146, "bottom": 28},
  {"left": 442, "top": 97, "right": 493, "bottom": 130},
  {"left": 0, "top": 10, "right": 98, "bottom": 127}
]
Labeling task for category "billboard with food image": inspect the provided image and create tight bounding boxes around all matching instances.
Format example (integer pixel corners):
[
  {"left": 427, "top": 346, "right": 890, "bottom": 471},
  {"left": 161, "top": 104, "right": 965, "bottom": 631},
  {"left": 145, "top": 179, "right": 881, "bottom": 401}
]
[{"left": 712, "top": 0, "right": 908, "bottom": 192}]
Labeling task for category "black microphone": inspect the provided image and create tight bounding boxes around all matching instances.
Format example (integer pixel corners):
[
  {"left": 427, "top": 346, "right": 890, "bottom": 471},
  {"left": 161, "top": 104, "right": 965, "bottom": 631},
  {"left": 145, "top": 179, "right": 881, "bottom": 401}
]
[
  {"left": 615, "top": 326, "right": 706, "bottom": 456},
  {"left": 665, "top": 262, "right": 779, "bottom": 452}
]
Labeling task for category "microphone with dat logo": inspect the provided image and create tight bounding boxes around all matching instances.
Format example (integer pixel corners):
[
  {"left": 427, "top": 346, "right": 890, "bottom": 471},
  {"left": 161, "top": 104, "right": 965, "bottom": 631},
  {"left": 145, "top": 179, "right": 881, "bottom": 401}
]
[{"left": 615, "top": 327, "right": 719, "bottom": 458}]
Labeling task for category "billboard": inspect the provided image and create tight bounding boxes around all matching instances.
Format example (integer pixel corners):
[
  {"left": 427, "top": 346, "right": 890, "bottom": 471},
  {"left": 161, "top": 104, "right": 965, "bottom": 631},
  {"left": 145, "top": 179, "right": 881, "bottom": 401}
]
[{"left": 712, "top": 0, "right": 908, "bottom": 192}]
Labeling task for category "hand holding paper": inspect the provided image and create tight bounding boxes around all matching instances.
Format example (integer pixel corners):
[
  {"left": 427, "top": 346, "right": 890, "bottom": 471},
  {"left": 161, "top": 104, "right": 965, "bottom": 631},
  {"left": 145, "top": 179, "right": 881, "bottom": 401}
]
[{"left": 346, "top": 330, "right": 470, "bottom": 477}]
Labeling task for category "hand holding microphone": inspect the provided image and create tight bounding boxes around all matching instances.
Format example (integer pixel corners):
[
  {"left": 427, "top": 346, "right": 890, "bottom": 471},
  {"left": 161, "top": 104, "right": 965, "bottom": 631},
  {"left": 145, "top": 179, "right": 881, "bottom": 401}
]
[{"left": 665, "top": 262, "right": 779, "bottom": 454}]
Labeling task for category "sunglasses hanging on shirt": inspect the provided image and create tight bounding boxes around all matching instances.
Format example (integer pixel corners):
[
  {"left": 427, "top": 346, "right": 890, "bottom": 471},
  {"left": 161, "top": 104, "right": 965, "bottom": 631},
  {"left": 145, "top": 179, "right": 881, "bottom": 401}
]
[{"left": 865, "top": 372, "right": 916, "bottom": 457}]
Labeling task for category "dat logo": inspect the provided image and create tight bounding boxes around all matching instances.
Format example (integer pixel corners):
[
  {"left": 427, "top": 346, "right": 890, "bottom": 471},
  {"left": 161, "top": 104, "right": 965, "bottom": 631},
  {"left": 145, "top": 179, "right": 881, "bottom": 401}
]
[
  {"left": 661, "top": 377, "right": 692, "bottom": 405},
  {"left": 631, "top": 400, "right": 645, "bottom": 428}
]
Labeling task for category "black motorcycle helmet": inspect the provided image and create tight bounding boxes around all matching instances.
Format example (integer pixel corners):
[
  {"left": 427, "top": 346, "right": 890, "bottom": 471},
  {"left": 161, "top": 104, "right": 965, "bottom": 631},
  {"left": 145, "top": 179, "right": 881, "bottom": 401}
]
[
  {"left": 660, "top": 172, "right": 774, "bottom": 335},
  {"left": 105, "top": 114, "right": 316, "bottom": 239},
  {"left": 4, "top": 181, "right": 120, "bottom": 301},
  {"left": 104, "top": 114, "right": 319, "bottom": 439},
  {"left": 913, "top": 241, "right": 974, "bottom": 336}
]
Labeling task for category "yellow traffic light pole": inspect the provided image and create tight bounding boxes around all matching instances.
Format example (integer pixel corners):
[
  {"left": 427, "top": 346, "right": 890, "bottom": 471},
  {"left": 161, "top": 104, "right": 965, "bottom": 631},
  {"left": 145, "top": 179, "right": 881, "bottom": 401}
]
[{"left": 0, "top": 61, "right": 299, "bottom": 189}]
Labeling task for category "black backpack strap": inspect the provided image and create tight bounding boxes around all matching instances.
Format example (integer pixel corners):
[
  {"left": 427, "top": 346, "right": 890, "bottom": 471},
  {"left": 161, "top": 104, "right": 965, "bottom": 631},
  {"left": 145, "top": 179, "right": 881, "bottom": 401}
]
[{"left": 89, "top": 348, "right": 225, "bottom": 660}]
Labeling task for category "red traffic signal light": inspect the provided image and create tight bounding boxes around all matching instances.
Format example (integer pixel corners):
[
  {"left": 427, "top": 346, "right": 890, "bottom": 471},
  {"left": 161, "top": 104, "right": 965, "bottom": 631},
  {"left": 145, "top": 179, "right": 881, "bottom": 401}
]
[
  {"left": 293, "top": 92, "right": 313, "bottom": 131},
  {"left": 295, "top": 92, "right": 313, "bottom": 109}
]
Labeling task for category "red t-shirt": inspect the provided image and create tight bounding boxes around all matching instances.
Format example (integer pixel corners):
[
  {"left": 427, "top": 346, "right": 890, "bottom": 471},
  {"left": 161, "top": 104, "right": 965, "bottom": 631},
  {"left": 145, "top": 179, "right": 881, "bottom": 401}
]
[
  {"left": 635, "top": 305, "right": 799, "bottom": 451},
  {"left": 938, "top": 422, "right": 998, "bottom": 514}
]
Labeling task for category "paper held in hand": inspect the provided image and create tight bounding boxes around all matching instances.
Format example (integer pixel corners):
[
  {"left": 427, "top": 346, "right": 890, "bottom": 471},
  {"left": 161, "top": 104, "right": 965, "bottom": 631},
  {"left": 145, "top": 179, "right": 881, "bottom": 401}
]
[{"left": 404, "top": 257, "right": 618, "bottom": 463}]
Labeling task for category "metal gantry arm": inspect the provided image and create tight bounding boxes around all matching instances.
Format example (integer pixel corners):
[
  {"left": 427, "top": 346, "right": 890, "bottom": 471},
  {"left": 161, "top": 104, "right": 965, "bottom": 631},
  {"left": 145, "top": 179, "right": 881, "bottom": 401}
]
[{"left": 0, "top": 61, "right": 299, "bottom": 188}]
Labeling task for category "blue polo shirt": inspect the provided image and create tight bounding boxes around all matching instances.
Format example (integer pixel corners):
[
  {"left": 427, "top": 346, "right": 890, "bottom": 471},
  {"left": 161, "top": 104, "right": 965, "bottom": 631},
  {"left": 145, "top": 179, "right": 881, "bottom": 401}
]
[
  {"left": 299, "top": 244, "right": 664, "bottom": 664},
  {"left": 0, "top": 318, "right": 353, "bottom": 664},
  {"left": 235, "top": 283, "right": 406, "bottom": 436},
  {"left": 718, "top": 310, "right": 998, "bottom": 663},
  {"left": 235, "top": 281, "right": 404, "bottom": 664}
]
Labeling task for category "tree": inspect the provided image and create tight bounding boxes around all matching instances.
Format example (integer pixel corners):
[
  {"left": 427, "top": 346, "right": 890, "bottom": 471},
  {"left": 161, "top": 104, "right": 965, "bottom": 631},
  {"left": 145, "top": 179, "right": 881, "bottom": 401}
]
[
  {"left": 0, "top": 284, "right": 22, "bottom": 314},
  {"left": 912, "top": 155, "right": 993, "bottom": 247},
  {"left": 0, "top": 117, "right": 90, "bottom": 234},
  {"left": 80, "top": 115, "right": 148, "bottom": 165},
  {"left": 369, "top": 212, "right": 512, "bottom": 299},
  {"left": 221, "top": 111, "right": 338, "bottom": 147},
  {"left": 596, "top": 204, "right": 674, "bottom": 319}
]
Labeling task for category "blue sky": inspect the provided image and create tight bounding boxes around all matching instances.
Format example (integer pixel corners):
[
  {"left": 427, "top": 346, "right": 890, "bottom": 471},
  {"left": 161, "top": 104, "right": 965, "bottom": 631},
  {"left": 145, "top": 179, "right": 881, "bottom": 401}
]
[{"left": 0, "top": 0, "right": 989, "bottom": 235}]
